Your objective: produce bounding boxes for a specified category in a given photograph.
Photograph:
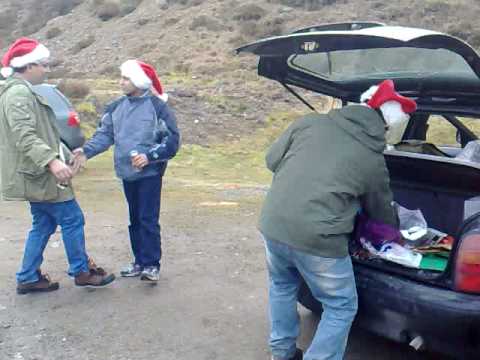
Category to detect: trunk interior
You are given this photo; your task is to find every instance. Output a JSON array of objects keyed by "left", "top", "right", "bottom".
[{"left": 351, "top": 151, "right": 480, "bottom": 286}]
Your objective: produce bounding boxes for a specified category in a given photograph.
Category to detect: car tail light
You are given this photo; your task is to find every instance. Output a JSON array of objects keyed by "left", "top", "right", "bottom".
[
  {"left": 455, "top": 233, "right": 480, "bottom": 294},
  {"left": 67, "top": 111, "right": 80, "bottom": 127}
]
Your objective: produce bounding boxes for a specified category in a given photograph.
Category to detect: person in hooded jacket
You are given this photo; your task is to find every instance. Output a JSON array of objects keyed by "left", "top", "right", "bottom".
[
  {"left": 72, "top": 60, "right": 180, "bottom": 283},
  {"left": 260, "top": 80, "right": 417, "bottom": 360}
]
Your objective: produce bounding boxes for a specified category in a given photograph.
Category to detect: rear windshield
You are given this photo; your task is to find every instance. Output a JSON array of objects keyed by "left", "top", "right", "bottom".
[
  {"left": 428, "top": 116, "right": 480, "bottom": 147},
  {"left": 288, "top": 47, "right": 477, "bottom": 81}
]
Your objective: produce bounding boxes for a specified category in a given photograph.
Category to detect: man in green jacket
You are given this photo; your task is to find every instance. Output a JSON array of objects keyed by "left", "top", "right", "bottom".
[
  {"left": 0, "top": 38, "right": 115, "bottom": 294},
  {"left": 260, "top": 80, "right": 416, "bottom": 360}
]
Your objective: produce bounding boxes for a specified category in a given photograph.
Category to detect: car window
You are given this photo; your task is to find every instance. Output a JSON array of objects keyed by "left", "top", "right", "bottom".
[
  {"left": 289, "top": 47, "right": 475, "bottom": 81},
  {"left": 426, "top": 115, "right": 480, "bottom": 147}
]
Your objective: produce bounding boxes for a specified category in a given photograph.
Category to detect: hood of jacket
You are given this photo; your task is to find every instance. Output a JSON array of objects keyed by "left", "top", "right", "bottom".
[{"left": 329, "top": 105, "right": 387, "bottom": 153}]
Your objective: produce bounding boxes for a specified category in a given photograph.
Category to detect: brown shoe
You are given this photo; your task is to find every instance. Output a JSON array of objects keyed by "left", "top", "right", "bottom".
[
  {"left": 74, "top": 270, "right": 115, "bottom": 288},
  {"left": 87, "top": 257, "right": 107, "bottom": 276},
  {"left": 17, "top": 272, "right": 59, "bottom": 295}
]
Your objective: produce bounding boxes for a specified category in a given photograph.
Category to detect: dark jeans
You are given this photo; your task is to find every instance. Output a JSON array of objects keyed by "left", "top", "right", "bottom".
[{"left": 123, "top": 175, "right": 162, "bottom": 268}]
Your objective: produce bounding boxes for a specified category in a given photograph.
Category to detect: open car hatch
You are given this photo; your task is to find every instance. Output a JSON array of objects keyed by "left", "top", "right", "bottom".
[{"left": 236, "top": 23, "right": 480, "bottom": 111}]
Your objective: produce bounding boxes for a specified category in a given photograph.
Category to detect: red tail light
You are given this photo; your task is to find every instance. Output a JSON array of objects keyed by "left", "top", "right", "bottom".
[
  {"left": 455, "top": 233, "right": 480, "bottom": 294},
  {"left": 67, "top": 111, "right": 80, "bottom": 127}
]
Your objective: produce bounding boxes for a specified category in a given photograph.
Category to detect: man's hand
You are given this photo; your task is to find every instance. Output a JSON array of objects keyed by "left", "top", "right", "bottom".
[
  {"left": 71, "top": 148, "right": 87, "bottom": 174},
  {"left": 48, "top": 158, "right": 73, "bottom": 183},
  {"left": 132, "top": 153, "right": 149, "bottom": 169}
]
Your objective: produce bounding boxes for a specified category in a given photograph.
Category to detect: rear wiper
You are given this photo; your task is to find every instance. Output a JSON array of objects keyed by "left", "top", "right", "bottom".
[{"left": 281, "top": 82, "right": 317, "bottom": 112}]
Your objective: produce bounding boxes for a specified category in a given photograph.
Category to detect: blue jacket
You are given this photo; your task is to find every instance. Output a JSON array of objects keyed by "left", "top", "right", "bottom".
[{"left": 83, "top": 91, "right": 180, "bottom": 181}]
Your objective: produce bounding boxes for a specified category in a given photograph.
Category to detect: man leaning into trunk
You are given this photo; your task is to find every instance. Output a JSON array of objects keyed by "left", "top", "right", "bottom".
[{"left": 259, "top": 80, "right": 417, "bottom": 360}]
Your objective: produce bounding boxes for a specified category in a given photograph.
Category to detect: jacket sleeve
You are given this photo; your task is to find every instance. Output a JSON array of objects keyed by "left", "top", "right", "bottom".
[
  {"left": 265, "top": 122, "right": 297, "bottom": 172},
  {"left": 360, "top": 160, "right": 398, "bottom": 227},
  {"left": 5, "top": 88, "right": 57, "bottom": 169},
  {"left": 83, "top": 111, "right": 115, "bottom": 159},
  {"left": 146, "top": 101, "right": 180, "bottom": 162}
]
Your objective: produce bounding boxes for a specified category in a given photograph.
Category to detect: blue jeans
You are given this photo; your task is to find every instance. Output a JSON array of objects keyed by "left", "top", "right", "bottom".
[
  {"left": 16, "top": 200, "right": 89, "bottom": 284},
  {"left": 264, "top": 237, "right": 358, "bottom": 360},
  {"left": 123, "top": 175, "right": 162, "bottom": 268}
]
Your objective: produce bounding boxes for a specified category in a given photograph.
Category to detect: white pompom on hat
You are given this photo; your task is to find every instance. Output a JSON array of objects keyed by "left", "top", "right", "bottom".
[
  {"left": 1, "top": 37, "right": 50, "bottom": 78},
  {"left": 120, "top": 60, "right": 168, "bottom": 102}
]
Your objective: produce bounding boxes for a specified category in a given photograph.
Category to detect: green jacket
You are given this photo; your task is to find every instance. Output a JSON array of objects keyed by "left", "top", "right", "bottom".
[
  {"left": 0, "top": 77, "right": 74, "bottom": 202},
  {"left": 259, "top": 105, "right": 397, "bottom": 258}
]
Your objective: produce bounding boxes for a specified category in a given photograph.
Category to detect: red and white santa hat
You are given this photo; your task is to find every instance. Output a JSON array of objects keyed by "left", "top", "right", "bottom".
[
  {"left": 1, "top": 37, "right": 50, "bottom": 78},
  {"left": 360, "top": 79, "right": 417, "bottom": 114},
  {"left": 120, "top": 60, "right": 168, "bottom": 102}
]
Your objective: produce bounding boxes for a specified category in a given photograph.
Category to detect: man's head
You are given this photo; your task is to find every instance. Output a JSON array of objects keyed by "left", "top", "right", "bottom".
[
  {"left": 360, "top": 80, "right": 417, "bottom": 145},
  {"left": 119, "top": 60, "right": 168, "bottom": 101},
  {"left": 1, "top": 38, "right": 50, "bottom": 85}
]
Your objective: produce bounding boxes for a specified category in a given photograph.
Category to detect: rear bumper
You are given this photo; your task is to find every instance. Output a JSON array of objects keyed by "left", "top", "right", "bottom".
[
  {"left": 353, "top": 265, "right": 480, "bottom": 359},
  {"left": 298, "top": 265, "right": 480, "bottom": 358}
]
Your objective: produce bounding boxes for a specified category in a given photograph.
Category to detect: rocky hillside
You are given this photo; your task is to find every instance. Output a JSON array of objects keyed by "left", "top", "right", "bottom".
[{"left": 1, "top": 0, "right": 479, "bottom": 144}]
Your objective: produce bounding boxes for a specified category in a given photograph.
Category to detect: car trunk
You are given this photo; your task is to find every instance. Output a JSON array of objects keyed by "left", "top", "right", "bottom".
[{"left": 351, "top": 150, "right": 480, "bottom": 288}]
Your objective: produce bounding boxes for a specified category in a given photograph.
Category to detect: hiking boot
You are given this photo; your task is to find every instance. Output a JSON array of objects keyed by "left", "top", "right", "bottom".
[
  {"left": 88, "top": 257, "right": 107, "bottom": 276},
  {"left": 120, "top": 263, "right": 143, "bottom": 277},
  {"left": 17, "top": 272, "right": 59, "bottom": 295},
  {"left": 74, "top": 270, "right": 115, "bottom": 288},
  {"left": 140, "top": 266, "right": 159, "bottom": 282}
]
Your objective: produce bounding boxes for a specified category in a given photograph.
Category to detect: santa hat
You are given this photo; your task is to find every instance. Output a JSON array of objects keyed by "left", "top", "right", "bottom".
[
  {"left": 1, "top": 38, "right": 50, "bottom": 78},
  {"left": 360, "top": 80, "right": 417, "bottom": 114},
  {"left": 120, "top": 60, "right": 168, "bottom": 102}
]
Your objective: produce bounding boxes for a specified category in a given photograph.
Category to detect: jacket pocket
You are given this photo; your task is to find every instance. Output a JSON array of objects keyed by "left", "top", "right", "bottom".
[
  {"left": 18, "top": 157, "right": 47, "bottom": 177},
  {"left": 21, "top": 171, "right": 58, "bottom": 202}
]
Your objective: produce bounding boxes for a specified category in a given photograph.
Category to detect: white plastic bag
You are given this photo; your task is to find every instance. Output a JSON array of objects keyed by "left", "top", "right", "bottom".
[
  {"left": 360, "top": 238, "right": 422, "bottom": 268},
  {"left": 394, "top": 203, "right": 428, "bottom": 244},
  {"left": 456, "top": 140, "right": 480, "bottom": 163}
]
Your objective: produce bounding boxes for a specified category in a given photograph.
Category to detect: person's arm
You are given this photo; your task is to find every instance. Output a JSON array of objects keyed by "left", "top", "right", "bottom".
[
  {"left": 6, "top": 89, "right": 58, "bottom": 169},
  {"left": 82, "top": 110, "right": 115, "bottom": 159},
  {"left": 266, "top": 122, "right": 298, "bottom": 172},
  {"left": 360, "top": 160, "right": 398, "bottom": 226},
  {"left": 6, "top": 88, "right": 72, "bottom": 182},
  {"left": 146, "top": 101, "right": 180, "bottom": 162}
]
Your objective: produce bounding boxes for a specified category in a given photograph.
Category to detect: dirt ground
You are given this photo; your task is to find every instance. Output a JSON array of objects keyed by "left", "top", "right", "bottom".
[{"left": 0, "top": 158, "right": 452, "bottom": 360}]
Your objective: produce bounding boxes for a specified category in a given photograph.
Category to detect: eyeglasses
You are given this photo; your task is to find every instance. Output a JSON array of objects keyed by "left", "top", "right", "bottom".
[{"left": 33, "top": 60, "right": 50, "bottom": 68}]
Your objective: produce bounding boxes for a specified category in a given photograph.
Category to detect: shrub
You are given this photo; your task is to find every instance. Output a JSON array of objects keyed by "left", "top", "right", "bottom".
[
  {"left": 57, "top": 80, "right": 90, "bottom": 99},
  {"left": 99, "top": 64, "right": 119, "bottom": 76},
  {"left": 267, "top": 0, "right": 339, "bottom": 10},
  {"left": 47, "top": 68, "right": 71, "bottom": 79},
  {"left": 232, "top": 4, "right": 267, "bottom": 22},
  {"left": 71, "top": 35, "right": 95, "bottom": 53},
  {"left": 190, "top": 15, "right": 223, "bottom": 31},
  {"left": 239, "top": 20, "right": 284, "bottom": 39},
  {"left": 137, "top": 17, "right": 150, "bottom": 26},
  {"left": 96, "top": 1, "right": 121, "bottom": 21},
  {"left": 46, "top": 27, "right": 62, "bottom": 39}
]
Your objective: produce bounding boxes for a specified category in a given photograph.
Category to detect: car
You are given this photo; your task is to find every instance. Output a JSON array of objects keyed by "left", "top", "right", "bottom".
[
  {"left": 32, "top": 83, "right": 85, "bottom": 151},
  {"left": 236, "top": 22, "right": 480, "bottom": 359}
]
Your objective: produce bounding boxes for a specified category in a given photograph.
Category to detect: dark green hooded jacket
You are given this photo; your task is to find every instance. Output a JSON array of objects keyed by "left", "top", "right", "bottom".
[{"left": 259, "top": 105, "right": 397, "bottom": 258}]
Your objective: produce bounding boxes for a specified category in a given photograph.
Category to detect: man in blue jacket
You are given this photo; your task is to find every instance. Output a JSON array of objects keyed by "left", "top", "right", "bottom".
[{"left": 73, "top": 60, "right": 180, "bottom": 282}]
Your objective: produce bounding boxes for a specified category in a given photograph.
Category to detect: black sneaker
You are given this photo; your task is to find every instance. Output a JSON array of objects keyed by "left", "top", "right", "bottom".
[
  {"left": 140, "top": 266, "right": 160, "bottom": 282},
  {"left": 272, "top": 348, "right": 303, "bottom": 360},
  {"left": 291, "top": 349, "right": 303, "bottom": 360},
  {"left": 120, "top": 263, "right": 143, "bottom": 277}
]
